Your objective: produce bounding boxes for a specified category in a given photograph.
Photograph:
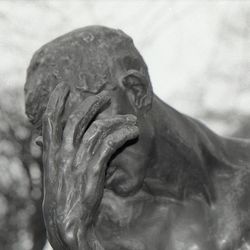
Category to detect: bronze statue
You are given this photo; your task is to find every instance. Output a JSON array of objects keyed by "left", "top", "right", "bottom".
[{"left": 24, "top": 26, "right": 250, "bottom": 250}]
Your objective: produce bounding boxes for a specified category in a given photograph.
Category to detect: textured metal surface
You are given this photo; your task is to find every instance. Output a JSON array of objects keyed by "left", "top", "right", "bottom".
[{"left": 25, "top": 26, "right": 250, "bottom": 250}]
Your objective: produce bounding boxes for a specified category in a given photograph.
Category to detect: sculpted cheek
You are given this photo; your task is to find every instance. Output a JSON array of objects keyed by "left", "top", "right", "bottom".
[
  {"left": 104, "top": 143, "right": 147, "bottom": 196},
  {"left": 106, "top": 167, "right": 144, "bottom": 197}
]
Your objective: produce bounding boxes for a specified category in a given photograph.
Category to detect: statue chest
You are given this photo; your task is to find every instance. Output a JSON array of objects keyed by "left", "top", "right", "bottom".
[
  {"left": 96, "top": 189, "right": 176, "bottom": 249},
  {"left": 95, "top": 176, "right": 250, "bottom": 250},
  {"left": 95, "top": 190, "right": 208, "bottom": 249}
]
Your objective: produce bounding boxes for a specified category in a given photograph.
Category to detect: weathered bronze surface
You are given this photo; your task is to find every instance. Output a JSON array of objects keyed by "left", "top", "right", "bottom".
[{"left": 24, "top": 26, "right": 250, "bottom": 250}]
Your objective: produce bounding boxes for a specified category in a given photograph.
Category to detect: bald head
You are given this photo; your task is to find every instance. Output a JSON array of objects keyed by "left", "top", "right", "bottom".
[{"left": 24, "top": 26, "right": 152, "bottom": 130}]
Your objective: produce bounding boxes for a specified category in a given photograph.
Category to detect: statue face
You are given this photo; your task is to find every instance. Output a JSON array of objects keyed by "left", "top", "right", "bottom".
[
  {"left": 58, "top": 75, "right": 155, "bottom": 196},
  {"left": 26, "top": 27, "right": 155, "bottom": 197},
  {"left": 30, "top": 55, "right": 155, "bottom": 197}
]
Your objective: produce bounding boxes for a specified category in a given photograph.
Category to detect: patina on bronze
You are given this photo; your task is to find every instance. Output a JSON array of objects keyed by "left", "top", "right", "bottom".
[{"left": 24, "top": 26, "right": 250, "bottom": 250}]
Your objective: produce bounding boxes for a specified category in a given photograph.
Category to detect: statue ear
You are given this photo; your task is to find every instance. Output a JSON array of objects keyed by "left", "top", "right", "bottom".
[{"left": 122, "top": 70, "right": 152, "bottom": 111}]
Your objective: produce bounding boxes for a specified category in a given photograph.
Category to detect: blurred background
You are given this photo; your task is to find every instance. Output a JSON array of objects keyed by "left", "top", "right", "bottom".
[{"left": 0, "top": 1, "right": 249, "bottom": 249}]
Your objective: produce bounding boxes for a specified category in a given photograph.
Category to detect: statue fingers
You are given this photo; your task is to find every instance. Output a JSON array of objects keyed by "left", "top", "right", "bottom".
[
  {"left": 97, "top": 124, "right": 139, "bottom": 167},
  {"left": 61, "top": 93, "right": 110, "bottom": 152},
  {"left": 42, "top": 82, "right": 69, "bottom": 152},
  {"left": 42, "top": 83, "right": 70, "bottom": 244},
  {"left": 73, "top": 114, "right": 137, "bottom": 168},
  {"left": 76, "top": 124, "right": 139, "bottom": 213},
  {"left": 42, "top": 83, "right": 69, "bottom": 194}
]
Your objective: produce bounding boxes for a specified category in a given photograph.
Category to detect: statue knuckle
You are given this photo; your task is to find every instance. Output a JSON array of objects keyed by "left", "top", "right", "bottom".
[
  {"left": 94, "top": 94, "right": 102, "bottom": 103},
  {"left": 125, "top": 114, "right": 137, "bottom": 122},
  {"left": 92, "top": 120, "right": 105, "bottom": 132},
  {"left": 61, "top": 157, "right": 71, "bottom": 167},
  {"left": 93, "top": 119, "right": 105, "bottom": 128},
  {"left": 105, "top": 138, "right": 115, "bottom": 149},
  {"left": 90, "top": 166, "right": 100, "bottom": 177},
  {"left": 62, "top": 141, "right": 75, "bottom": 153},
  {"left": 68, "top": 113, "right": 81, "bottom": 125},
  {"left": 55, "top": 215, "right": 64, "bottom": 229}
]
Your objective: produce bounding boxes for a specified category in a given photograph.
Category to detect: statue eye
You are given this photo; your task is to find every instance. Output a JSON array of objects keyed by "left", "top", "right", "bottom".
[{"left": 35, "top": 136, "right": 43, "bottom": 147}]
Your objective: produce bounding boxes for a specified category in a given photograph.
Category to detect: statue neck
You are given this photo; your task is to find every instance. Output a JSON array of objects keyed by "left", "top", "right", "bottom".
[
  {"left": 146, "top": 94, "right": 250, "bottom": 204},
  {"left": 145, "top": 95, "right": 215, "bottom": 203},
  {"left": 150, "top": 95, "right": 205, "bottom": 165}
]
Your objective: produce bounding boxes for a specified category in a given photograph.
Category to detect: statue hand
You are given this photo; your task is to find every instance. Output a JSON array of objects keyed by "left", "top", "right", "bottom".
[{"left": 42, "top": 83, "right": 139, "bottom": 250}]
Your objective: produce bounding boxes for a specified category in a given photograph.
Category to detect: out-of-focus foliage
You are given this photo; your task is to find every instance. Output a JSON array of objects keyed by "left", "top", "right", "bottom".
[{"left": 0, "top": 88, "right": 46, "bottom": 250}]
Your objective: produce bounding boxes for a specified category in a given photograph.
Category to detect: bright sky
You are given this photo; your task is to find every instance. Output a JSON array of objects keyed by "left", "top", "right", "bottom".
[{"left": 0, "top": 1, "right": 237, "bottom": 95}]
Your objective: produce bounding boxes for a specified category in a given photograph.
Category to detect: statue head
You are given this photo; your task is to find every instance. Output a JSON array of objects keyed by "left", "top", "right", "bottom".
[{"left": 24, "top": 25, "right": 155, "bottom": 196}]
